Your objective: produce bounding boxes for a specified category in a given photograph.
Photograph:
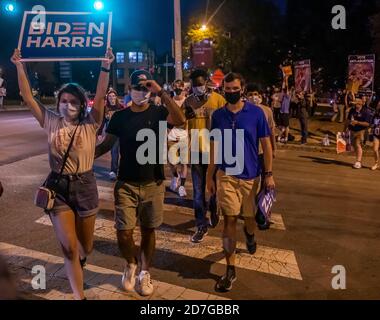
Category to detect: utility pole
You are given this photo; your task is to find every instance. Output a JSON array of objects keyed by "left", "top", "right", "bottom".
[{"left": 174, "top": 0, "right": 183, "bottom": 80}]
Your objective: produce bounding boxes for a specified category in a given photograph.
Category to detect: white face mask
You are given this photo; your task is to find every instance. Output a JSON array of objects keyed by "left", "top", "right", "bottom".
[
  {"left": 192, "top": 85, "right": 207, "bottom": 97},
  {"left": 59, "top": 103, "right": 80, "bottom": 121},
  {"left": 131, "top": 90, "right": 151, "bottom": 106},
  {"left": 252, "top": 96, "right": 263, "bottom": 105}
]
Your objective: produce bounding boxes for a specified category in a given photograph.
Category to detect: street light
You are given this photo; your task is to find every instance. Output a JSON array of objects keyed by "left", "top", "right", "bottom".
[
  {"left": 201, "top": 24, "right": 208, "bottom": 31},
  {"left": 4, "top": 2, "right": 15, "bottom": 12},
  {"left": 93, "top": 1, "right": 104, "bottom": 11}
]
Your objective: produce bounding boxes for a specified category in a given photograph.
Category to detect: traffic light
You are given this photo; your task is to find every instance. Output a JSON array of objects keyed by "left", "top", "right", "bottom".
[{"left": 93, "top": 1, "right": 104, "bottom": 11}]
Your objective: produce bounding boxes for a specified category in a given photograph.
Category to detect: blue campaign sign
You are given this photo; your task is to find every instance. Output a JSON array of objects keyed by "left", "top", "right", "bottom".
[{"left": 18, "top": 11, "right": 112, "bottom": 62}]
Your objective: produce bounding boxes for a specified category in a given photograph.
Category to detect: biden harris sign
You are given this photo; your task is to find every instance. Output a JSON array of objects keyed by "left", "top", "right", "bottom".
[{"left": 18, "top": 11, "right": 112, "bottom": 62}]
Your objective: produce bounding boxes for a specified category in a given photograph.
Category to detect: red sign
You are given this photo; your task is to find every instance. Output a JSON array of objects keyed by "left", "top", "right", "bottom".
[
  {"left": 211, "top": 69, "right": 225, "bottom": 87},
  {"left": 192, "top": 39, "right": 213, "bottom": 68}
]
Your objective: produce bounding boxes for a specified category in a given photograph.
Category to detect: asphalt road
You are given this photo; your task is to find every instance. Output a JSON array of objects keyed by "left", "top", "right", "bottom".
[{"left": 0, "top": 111, "right": 379, "bottom": 300}]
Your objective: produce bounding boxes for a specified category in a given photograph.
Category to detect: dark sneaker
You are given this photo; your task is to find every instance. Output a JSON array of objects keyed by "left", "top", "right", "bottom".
[
  {"left": 243, "top": 227, "right": 257, "bottom": 255},
  {"left": 191, "top": 227, "right": 208, "bottom": 243},
  {"left": 257, "top": 222, "right": 271, "bottom": 231},
  {"left": 215, "top": 272, "right": 237, "bottom": 293}
]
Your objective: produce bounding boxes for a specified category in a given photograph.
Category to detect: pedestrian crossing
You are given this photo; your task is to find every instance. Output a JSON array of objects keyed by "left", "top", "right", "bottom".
[
  {"left": 0, "top": 153, "right": 302, "bottom": 300},
  {"left": 0, "top": 242, "right": 228, "bottom": 301}
]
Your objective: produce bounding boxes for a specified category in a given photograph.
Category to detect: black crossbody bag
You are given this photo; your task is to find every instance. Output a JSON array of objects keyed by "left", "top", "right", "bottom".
[{"left": 34, "top": 124, "right": 80, "bottom": 210}]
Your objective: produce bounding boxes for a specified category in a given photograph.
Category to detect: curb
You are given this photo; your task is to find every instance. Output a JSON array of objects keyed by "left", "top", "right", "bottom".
[
  {"left": 277, "top": 143, "right": 374, "bottom": 156},
  {"left": 0, "top": 107, "right": 30, "bottom": 112}
]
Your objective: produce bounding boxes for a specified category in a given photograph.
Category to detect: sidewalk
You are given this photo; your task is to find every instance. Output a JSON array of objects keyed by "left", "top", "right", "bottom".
[
  {"left": 0, "top": 105, "right": 30, "bottom": 112},
  {"left": 277, "top": 117, "right": 374, "bottom": 156}
]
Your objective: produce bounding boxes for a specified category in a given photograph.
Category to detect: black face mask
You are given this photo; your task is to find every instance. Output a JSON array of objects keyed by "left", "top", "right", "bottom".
[
  {"left": 174, "top": 88, "right": 183, "bottom": 96},
  {"left": 225, "top": 91, "right": 242, "bottom": 104}
]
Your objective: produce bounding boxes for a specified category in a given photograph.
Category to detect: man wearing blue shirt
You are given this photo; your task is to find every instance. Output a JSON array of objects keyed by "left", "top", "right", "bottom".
[{"left": 206, "top": 73, "right": 275, "bottom": 292}]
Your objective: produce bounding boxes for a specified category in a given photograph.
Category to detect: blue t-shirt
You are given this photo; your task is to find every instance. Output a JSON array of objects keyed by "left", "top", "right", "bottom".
[{"left": 211, "top": 102, "right": 270, "bottom": 180}]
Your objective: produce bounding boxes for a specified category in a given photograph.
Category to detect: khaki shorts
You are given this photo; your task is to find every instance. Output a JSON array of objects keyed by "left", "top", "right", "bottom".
[
  {"left": 351, "top": 130, "right": 365, "bottom": 144},
  {"left": 216, "top": 170, "right": 260, "bottom": 218},
  {"left": 167, "top": 139, "right": 189, "bottom": 166},
  {"left": 114, "top": 180, "right": 165, "bottom": 231}
]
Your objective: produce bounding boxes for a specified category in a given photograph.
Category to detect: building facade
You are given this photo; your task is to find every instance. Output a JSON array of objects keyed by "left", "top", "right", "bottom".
[{"left": 112, "top": 40, "right": 155, "bottom": 94}]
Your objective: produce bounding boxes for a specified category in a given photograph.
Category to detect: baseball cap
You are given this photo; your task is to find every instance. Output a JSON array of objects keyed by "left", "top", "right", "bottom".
[{"left": 130, "top": 70, "right": 153, "bottom": 89}]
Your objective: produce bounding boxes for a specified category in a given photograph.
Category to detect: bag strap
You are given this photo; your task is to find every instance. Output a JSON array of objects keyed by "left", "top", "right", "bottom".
[{"left": 57, "top": 124, "right": 80, "bottom": 181}]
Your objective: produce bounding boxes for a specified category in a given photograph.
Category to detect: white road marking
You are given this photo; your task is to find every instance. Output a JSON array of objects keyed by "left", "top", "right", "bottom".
[
  {"left": 0, "top": 242, "right": 228, "bottom": 301},
  {"left": 36, "top": 215, "right": 302, "bottom": 281}
]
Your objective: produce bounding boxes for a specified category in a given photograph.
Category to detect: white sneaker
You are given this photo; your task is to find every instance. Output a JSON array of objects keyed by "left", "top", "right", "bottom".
[
  {"left": 121, "top": 263, "right": 137, "bottom": 292},
  {"left": 178, "top": 186, "right": 187, "bottom": 197},
  {"left": 169, "top": 177, "right": 179, "bottom": 192},
  {"left": 137, "top": 271, "right": 154, "bottom": 296},
  {"left": 371, "top": 163, "right": 379, "bottom": 171},
  {"left": 353, "top": 162, "right": 362, "bottom": 169},
  {"left": 109, "top": 171, "right": 117, "bottom": 180}
]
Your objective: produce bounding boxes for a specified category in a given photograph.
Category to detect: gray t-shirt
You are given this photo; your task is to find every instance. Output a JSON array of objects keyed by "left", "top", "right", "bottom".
[{"left": 43, "top": 109, "right": 99, "bottom": 174}]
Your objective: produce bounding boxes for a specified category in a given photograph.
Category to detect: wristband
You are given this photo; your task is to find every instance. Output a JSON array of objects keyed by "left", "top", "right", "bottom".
[
  {"left": 264, "top": 171, "right": 273, "bottom": 178},
  {"left": 101, "top": 67, "right": 111, "bottom": 73}
]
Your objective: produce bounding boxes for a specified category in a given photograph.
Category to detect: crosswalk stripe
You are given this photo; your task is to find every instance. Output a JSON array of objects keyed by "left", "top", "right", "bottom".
[
  {"left": 0, "top": 242, "right": 228, "bottom": 301},
  {"left": 35, "top": 215, "right": 302, "bottom": 281},
  {"left": 97, "top": 186, "right": 286, "bottom": 231}
]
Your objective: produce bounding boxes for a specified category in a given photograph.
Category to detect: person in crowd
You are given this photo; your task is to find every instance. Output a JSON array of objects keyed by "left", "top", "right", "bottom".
[
  {"left": 168, "top": 80, "right": 189, "bottom": 197},
  {"left": 11, "top": 47, "right": 114, "bottom": 300},
  {"left": 0, "top": 72, "right": 6, "bottom": 109},
  {"left": 98, "top": 89, "right": 124, "bottom": 180},
  {"left": 345, "top": 97, "right": 372, "bottom": 169},
  {"left": 371, "top": 100, "right": 380, "bottom": 171},
  {"left": 278, "top": 77, "right": 291, "bottom": 143},
  {"left": 184, "top": 69, "right": 226, "bottom": 243},
  {"left": 290, "top": 86, "right": 299, "bottom": 118},
  {"left": 345, "top": 90, "right": 355, "bottom": 120},
  {"left": 95, "top": 70, "right": 186, "bottom": 297},
  {"left": 207, "top": 73, "right": 275, "bottom": 292},
  {"left": 308, "top": 90, "right": 317, "bottom": 117},
  {"left": 123, "top": 89, "right": 132, "bottom": 108},
  {"left": 331, "top": 89, "right": 346, "bottom": 123},
  {"left": 246, "top": 87, "right": 277, "bottom": 229},
  {"left": 297, "top": 91, "right": 309, "bottom": 144},
  {"left": 271, "top": 87, "right": 281, "bottom": 125}
]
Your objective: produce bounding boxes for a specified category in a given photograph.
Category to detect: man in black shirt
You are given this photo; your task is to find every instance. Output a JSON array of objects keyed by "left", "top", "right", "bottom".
[{"left": 95, "top": 70, "right": 185, "bottom": 296}]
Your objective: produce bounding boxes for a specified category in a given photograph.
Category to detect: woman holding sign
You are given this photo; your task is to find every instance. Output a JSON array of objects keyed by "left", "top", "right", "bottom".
[{"left": 11, "top": 47, "right": 114, "bottom": 300}]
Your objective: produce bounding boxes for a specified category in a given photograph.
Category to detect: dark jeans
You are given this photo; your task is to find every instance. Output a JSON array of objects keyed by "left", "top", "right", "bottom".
[
  {"left": 299, "top": 108, "right": 309, "bottom": 143},
  {"left": 191, "top": 163, "right": 217, "bottom": 228},
  {"left": 273, "top": 108, "right": 281, "bottom": 126},
  {"left": 111, "top": 139, "right": 120, "bottom": 174}
]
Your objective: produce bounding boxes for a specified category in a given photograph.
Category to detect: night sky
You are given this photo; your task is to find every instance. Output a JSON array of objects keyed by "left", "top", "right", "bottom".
[
  {"left": 0, "top": 0, "right": 285, "bottom": 58},
  {"left": 0, "top": 0, "right": 218, "bottom": 58}
]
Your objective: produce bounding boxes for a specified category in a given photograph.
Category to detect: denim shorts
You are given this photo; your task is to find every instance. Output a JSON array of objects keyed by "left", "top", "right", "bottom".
[{"left": 45, "top": 170, "right": 99, "bottom": 218}]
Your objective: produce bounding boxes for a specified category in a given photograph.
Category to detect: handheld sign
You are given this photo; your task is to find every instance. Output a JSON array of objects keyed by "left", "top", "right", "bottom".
[
  {"left": 258, "top": 190, "right": 276, "bottom": 221},
  {"left": 18, "top": 11, "right": 112, "bottom": 62}
]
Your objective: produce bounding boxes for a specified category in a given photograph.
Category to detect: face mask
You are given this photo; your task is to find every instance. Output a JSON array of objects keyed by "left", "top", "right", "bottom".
[
  {"left": 250, "top": 95, "right": 262, "bottom": 105},
  {"left": 225, "top": 91, "right": 242, "bottom": 105},
  {"left": 131, "top": 90, "right": 151, "bottom": 106},
  {"left": 174, "top": 88, "right": 183, "bottom": 96},
  {"left": 192, "top": 85, "right": 207, "bottom": 96},
  {"left": 59, "top": 103, "right": 80, "bottom": 121}
]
